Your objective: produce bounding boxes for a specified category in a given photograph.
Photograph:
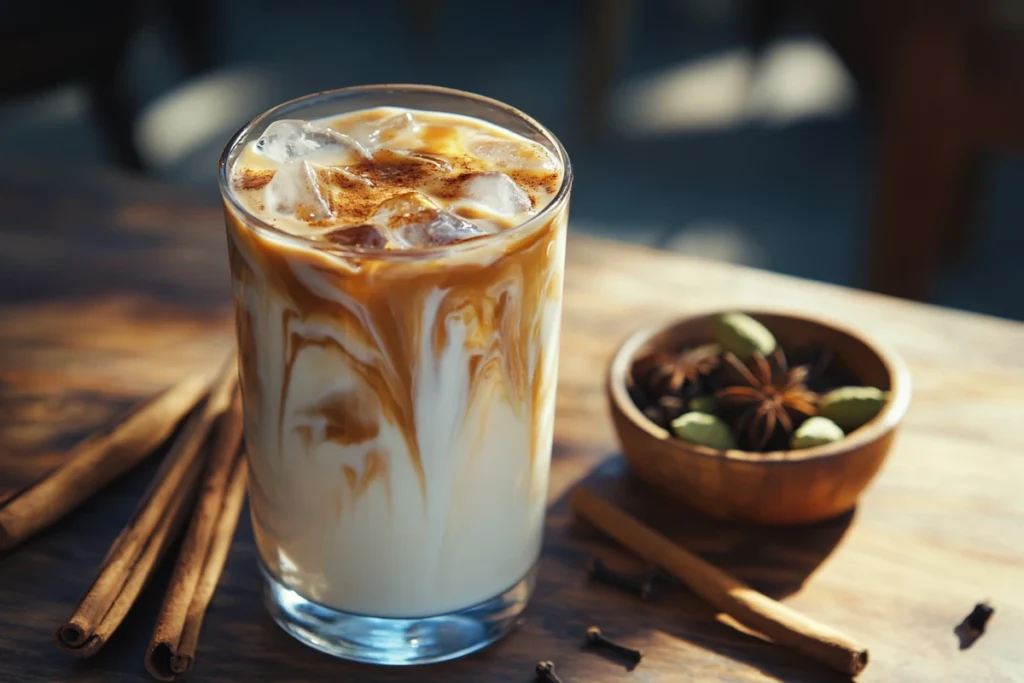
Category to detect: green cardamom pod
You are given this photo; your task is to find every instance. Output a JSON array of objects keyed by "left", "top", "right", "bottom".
[
  {"left": 712, "top": 312, "right": 777, "bottom": 360},
  {"left": 791, "top": 416, "right": 845, "bottom": 449},
  {"left": 671, "top": 412, "right": 736, "bottom": 450},
  {"left": 818, "top": 386, "right": 886, "bottom": 432},
  {"left": 688, "top": 395, "right": 717, "bottom": 414}
]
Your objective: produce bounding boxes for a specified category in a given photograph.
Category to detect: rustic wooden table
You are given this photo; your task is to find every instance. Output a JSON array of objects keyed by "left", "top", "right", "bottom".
[{"left": 1, "top": 169, "right": 1022, "bottom": 682}]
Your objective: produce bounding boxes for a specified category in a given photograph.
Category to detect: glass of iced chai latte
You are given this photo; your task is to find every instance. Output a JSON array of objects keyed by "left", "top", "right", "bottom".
[{"left": 219, "top": 85, "right": 571, "bottom": 664}]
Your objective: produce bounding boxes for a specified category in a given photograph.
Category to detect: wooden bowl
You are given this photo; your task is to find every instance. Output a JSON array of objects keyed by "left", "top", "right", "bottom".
[{"left": 607, "top": 310, "right": 912, "bottom": 525}]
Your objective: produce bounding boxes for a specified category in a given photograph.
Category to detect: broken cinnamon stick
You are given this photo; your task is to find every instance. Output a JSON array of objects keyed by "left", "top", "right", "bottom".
[
  {"left": 0, "top": 375, "right": 209, "bottom": 552},
  {"left": 570, "top": 486, "right": 868, "bottom": 677},
  {"left": 54, "top": 352, "right": 238, "bottom": 657},
  {"left": 146, "top": 393, "right": 247, "bottom": 681}
]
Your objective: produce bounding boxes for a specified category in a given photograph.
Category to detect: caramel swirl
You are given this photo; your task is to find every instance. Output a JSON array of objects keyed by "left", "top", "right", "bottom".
[{"left": 228, "top": 203, "right": 564, "bottom": 503}]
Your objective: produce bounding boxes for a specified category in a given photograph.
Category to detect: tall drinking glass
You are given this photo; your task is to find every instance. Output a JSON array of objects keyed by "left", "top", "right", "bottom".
[{"left": 218, "top": 85, "right": 571, "bottom": 664}]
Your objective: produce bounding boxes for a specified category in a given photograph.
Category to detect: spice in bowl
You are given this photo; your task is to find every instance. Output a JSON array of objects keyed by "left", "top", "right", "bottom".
[{"left": 627, "top": 312, "right": 888, "bottom": 453}]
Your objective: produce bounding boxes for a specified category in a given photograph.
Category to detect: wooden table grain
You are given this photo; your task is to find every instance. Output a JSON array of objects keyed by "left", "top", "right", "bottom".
[{"left": 1, "top": 168, "right": 1022, "bottom": 682}]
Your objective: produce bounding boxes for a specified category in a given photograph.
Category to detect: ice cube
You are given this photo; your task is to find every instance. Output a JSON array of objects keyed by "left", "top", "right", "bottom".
[
  {"left": 460, "top": 172, "right": 532, "bottom": 217},
  {"left": 320, "top": 224, "right": 389, "bottom": 249},
  {"left": 370, "top": 192, "right": 440, "bottom": 229},
  {"left": 371, "top": 193, "right": 486, "bottom": 247},
  {"left": 265, "top": 160, "right": 332, "bottom": 222},
  {"left": 369, "top": 112, "right": 418, "bottom": 145},
  {"left": 469, "top": 136, "right": 559, "bottom": 172},
  {"left": 394, "top": 212, "right": 487, "bottom": 247},
  {"left": 255, "top": 119, "right": 369, "bottom": 164},
  {"left": 394, "top": 150, "right": 453, "bottom": 172},
  {"left": 349, "top": 112, "right": 419, "bottom": 150}
]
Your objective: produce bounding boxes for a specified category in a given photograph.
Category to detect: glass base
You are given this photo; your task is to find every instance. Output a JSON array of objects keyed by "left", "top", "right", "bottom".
[{"left": 260, "top": 563, "right": 536, "bottom": 665}]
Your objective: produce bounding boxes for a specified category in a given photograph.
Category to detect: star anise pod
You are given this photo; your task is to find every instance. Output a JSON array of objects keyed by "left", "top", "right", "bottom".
[
  {"left": 629, "top": 344, "right": 721, "bottom": 427},
  {"left": 632, "top": 345, "right": 720, "bottom": 396},
  {"left": 714, "top": 349, "right": 818, "bottom": 451}
]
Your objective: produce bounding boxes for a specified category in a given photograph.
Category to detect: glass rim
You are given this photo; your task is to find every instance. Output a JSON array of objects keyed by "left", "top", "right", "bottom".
[{"left": 217, "top": 83, "right": 573, "bottom": 259}]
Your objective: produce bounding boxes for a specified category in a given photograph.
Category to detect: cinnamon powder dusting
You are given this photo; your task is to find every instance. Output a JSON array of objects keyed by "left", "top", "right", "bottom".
[{"left": 236, "top": 169, "right": 275, "bottom": 190}]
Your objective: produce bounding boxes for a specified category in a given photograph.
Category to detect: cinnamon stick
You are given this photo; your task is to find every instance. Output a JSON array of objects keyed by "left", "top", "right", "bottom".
[
  {"left": 0, "top": 375, "right": 209, "bottom": 551},
  {"left": 55, "top": 352, "right": 238, "bottom": 657},
  {"left": 570, "top": 487, "right": 868, "bottom": 677},
  {"left": 146, "top": 393, "right": 247, "bottom": 681}
]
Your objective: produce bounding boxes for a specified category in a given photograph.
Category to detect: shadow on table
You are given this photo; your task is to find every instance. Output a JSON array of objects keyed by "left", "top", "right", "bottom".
[
  {"left": 659, "top": 608, "right": 857, "bottom": 683},
  {"left": 562, "top": 456, "right": 854, "bottom": 599},
  {"left": 543, "top": 455, "right": 857, "bottom": 682}
]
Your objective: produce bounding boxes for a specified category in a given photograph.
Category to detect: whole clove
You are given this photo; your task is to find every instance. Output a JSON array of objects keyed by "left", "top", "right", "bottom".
[
  {"left": 966, "top": 602, "right": 994, "bottom": 631},
  {"left": 535, "top": 660, "right": 564, "bottom": 683},
  {"left": 955, "top": 601, "right": 994, "bottom": 650},
  {"left": 585, "top": 626, "right": 643, "bottom": 665},
  {"left": 587, "top": 557, "right": 656, "bottom": 600}
]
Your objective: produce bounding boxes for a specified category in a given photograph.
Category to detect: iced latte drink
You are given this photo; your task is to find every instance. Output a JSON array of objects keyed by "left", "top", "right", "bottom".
[{"left": 218, "top": 86, "right": 570, "bottom": 664}]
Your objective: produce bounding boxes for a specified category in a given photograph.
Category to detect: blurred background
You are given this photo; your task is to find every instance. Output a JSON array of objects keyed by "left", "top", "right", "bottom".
[{"left": 2, "top": 0, "right": 1022, "bottom": 319}]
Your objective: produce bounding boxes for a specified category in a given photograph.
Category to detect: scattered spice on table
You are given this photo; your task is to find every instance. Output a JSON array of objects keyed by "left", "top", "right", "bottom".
[
  {"left": 586, "top": 557, "right": 657, "bottom": 600},
  {"left": 955, "top": 601, "right": 995, "bottom": 650},
  {"left": 585, "top": 625, "right": 643, "bottom": 666},
  {"left": 535, "top": 660, "right": 565, "bottom": 683},
  {"left": 571, "top": 486, "right": 870, "bottom": 677}
]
